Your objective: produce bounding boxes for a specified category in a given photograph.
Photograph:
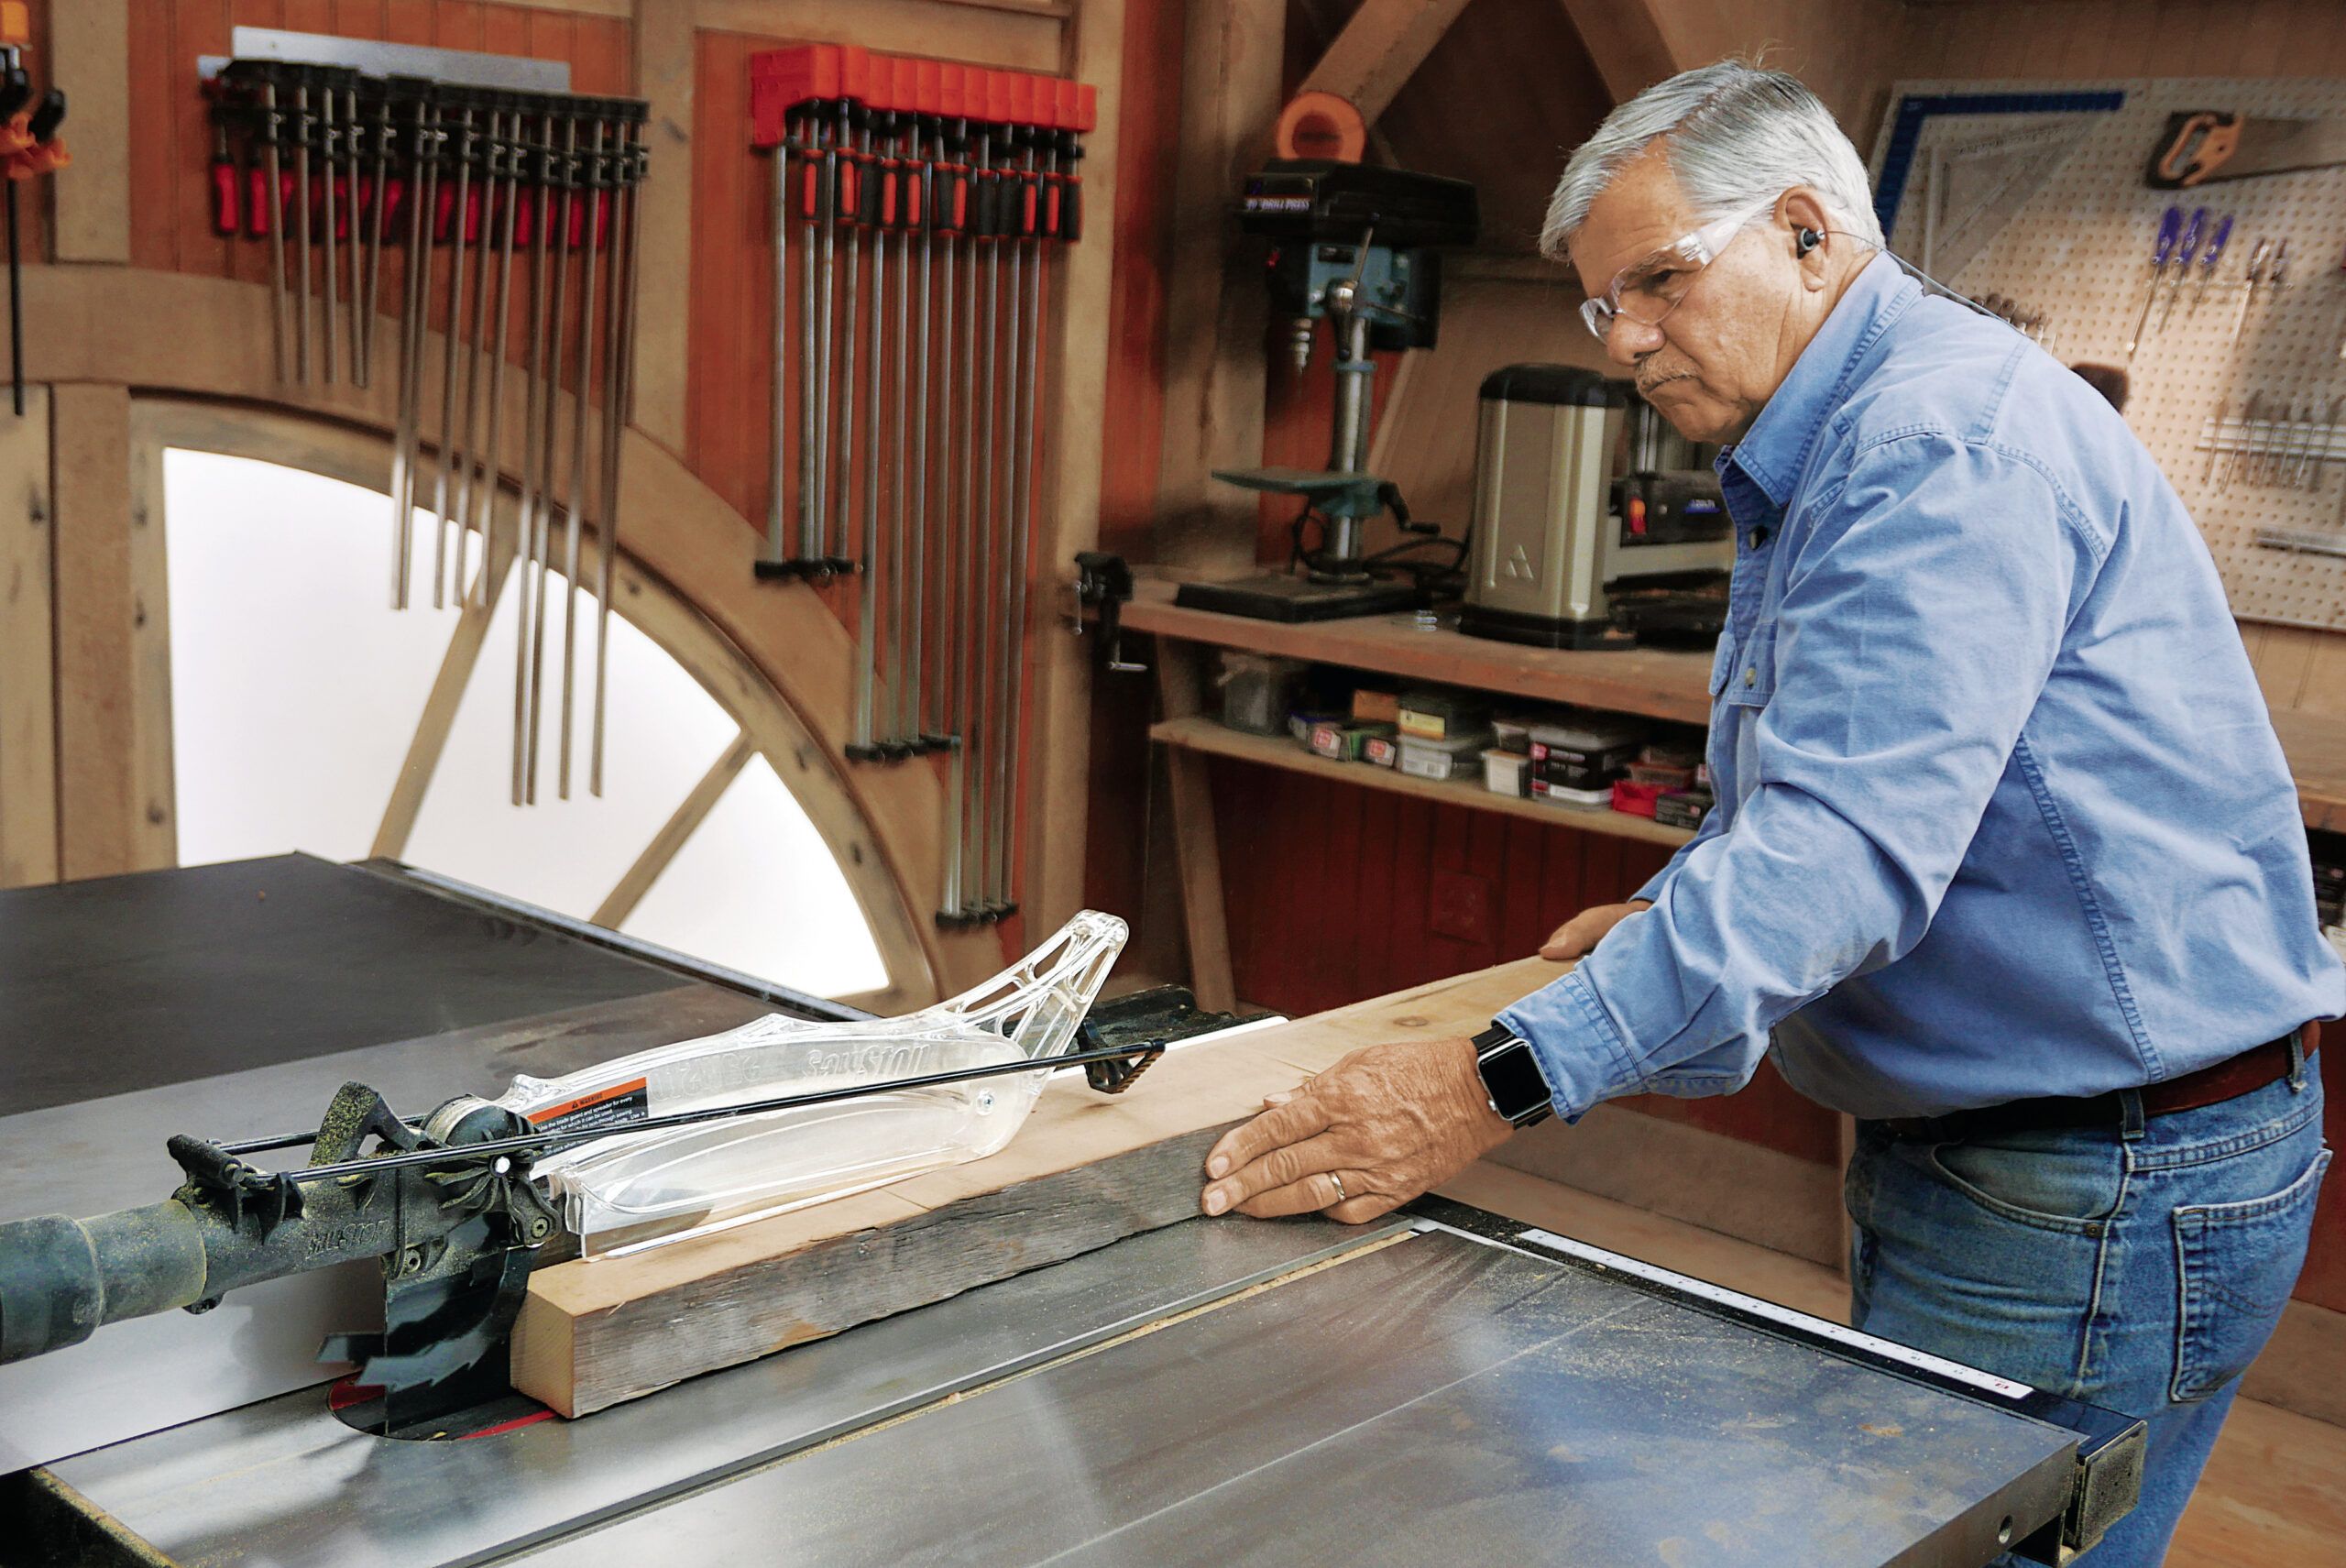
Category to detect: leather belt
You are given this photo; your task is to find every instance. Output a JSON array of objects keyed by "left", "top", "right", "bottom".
[{"left": 1876, "top": 1020, "right": 2322, "bottom": 1143}]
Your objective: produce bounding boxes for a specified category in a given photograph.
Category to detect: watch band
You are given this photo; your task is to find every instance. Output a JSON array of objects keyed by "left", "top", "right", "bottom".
[{"left": 1472, "top": 1021, "right": 1553, "bottom": 1127}]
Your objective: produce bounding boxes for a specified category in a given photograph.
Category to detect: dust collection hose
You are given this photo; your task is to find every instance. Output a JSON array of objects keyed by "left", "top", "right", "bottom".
[{"left": 0, "top": 1202, "right": 210, "bottom": 1365}]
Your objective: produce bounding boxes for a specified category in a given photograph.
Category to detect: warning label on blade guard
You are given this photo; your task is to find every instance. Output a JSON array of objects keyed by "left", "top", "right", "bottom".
[{"left": 526, "top": 1078, "right": 652, "bottom": 1134}]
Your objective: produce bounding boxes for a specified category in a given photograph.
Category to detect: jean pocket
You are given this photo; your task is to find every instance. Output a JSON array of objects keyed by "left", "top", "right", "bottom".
[
  {"left": 2171, "top": 1146, "right": 2332, "bottom": 1403},
  {"left": 1925, "top": 1135, "right": 2126, "bottom": 1236}
]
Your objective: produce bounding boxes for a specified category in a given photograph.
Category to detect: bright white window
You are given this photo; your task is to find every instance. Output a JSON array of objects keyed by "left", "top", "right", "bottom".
[{"left": 163, "top": 449, "right": 886, "bottom": 1000}]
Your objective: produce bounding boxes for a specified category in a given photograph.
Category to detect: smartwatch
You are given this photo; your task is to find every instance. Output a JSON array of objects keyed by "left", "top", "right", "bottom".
[{"left": 1472, "top": 1022, "right": 1553, "bottom": 1127}]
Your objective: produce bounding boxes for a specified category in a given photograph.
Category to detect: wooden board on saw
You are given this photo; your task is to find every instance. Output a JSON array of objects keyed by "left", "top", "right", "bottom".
[{"left": 510, "top": 957, "right": 1562, "bottom": 1417}]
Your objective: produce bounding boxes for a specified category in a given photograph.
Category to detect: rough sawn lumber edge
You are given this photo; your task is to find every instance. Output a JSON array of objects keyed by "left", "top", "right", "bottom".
[{"left": 510, "top": 956, "right": 1563, "bottom": 1416}]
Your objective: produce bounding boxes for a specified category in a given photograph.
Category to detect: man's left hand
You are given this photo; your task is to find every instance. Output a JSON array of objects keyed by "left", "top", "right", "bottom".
[{"left": 1199, "top": 1036, "right": 1517, "bottom": 1224}]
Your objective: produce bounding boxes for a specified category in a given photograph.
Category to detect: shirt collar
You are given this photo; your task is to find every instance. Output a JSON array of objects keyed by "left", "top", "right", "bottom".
[{"left": 1720, "top": 253, "right": 1920, "bottom": 509}]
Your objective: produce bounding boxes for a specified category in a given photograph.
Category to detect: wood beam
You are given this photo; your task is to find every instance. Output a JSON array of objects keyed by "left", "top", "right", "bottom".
[
  {"left": 125, "top": 426, "right": 177, "bottom": 872},
  {"left": 1026, "top": 0, "right": 1130, "bottom": 935},
  {"left": 629, "top": 0, "right": 695, "bottom": 455},
  {"left": 1555, "top": 0, "right": 1679, "bottom": 104},
  {"left": 511, "top": 954, "right": 1552, "bottom": 1416},
  {"left": 1154, "top": 0, "right": 1286, "bottom": 579},
  {"left": 369, "top": 548, "right": 517, "bottom": 862},
  {"left": 592, "top": 729, "right": 757, "bottom": 927},
  {"left": 0, "top": 388, "right": 55, "bottom": 887},
  {"left": 1156, "top": 643, "right": 1235, "bottom": 1014},
  {"left": 49, "top": 384, "right": 141, "bottom": 881},
  {"left": 1298, "top": 0, "right": 1474, "bottom": 125}
]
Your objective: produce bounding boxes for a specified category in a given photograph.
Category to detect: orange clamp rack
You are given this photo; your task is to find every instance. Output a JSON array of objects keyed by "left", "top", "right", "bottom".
[{"left": 748, "top": 44, "right": 1095, "bottom": 149}]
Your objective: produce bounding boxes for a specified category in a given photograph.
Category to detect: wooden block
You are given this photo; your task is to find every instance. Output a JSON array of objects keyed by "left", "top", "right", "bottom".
[{"left": 510, "top": 951, "right": 1558, "bottom": 1417}]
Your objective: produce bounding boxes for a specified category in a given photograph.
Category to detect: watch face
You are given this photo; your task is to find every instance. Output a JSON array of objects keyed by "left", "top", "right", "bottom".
[{"left": 1479, "top": 1039, "right": 1551, "bottom": 1123}]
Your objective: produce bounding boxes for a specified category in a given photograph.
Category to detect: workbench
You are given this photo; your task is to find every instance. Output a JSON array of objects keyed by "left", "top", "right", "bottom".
[
  {"left": 0, "top": 855, "right": 2142, "bottom": 1566},
  {"left": 1124, "top": 577, "right": 2346, "bottom": 1011}
]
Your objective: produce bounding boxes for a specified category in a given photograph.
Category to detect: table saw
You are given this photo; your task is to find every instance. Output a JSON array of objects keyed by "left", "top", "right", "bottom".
[{"left": 0, "top": 856, "right": 2141, "bottom": 1566}]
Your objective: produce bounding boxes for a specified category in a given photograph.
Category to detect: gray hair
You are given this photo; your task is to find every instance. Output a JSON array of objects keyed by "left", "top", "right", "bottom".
[{"left": 1540, "top": 61, "right": 1884, "bottom": 263}]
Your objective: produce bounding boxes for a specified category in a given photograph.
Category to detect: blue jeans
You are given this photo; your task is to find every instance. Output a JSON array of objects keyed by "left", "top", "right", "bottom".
[{"left": 1847, "top": 1061, "right": 2330, "bottom": 1565}]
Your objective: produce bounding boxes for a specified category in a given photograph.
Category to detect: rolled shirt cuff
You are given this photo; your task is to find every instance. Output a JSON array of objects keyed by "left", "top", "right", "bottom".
[{"left": 1496, "top": 969, "right": 1643, "bottom": 1124}]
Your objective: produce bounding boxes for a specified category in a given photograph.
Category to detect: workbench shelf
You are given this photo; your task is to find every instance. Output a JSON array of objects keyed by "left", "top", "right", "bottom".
[
  {"left": 1147, "top": 717, "right": 1697, "bottom": 850},
  {"left": 1121, "top": 581, "right": 1717, "bottom": 727}
]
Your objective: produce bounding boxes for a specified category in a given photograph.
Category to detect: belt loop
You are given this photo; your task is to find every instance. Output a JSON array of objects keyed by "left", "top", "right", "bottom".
[
  {"left": 2119, "top": 1087, "right": 2146, "bottom": 1141},
  {"left": 2287, "top": 1028, "right": 2308, "bottom": 1092}
]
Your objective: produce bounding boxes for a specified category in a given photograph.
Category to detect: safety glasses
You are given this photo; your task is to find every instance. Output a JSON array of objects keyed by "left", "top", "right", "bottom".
[{"left": 1578, "top": 207, "right": 1767, "bottom": 343}]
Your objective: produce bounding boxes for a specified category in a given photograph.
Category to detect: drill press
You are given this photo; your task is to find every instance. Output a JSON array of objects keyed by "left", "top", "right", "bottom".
[{"left": 1175, "top": 159, "right": 1478, "bottom": 623}]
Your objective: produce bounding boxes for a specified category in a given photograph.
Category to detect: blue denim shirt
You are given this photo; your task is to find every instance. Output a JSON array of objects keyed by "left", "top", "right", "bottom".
[{"left": 1500, "top": 254, "right": 2346, "bottom": 1121}]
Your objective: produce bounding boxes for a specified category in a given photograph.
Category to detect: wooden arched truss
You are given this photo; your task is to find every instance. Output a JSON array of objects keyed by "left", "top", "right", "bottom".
[
  {"left": 4, "top": 266, "right": 1031, "bottom": 1007},
  {"left": 135, "top": 396, "right": 931, "bottom": 1014}
]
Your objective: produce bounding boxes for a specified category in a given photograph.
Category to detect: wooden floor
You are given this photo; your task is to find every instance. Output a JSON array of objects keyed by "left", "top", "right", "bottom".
[{"left": 1439, "top": 1162, "right": 2346, "bottom": 1568}]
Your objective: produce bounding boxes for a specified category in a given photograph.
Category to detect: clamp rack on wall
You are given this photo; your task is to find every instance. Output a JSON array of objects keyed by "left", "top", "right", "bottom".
[
  {"left": 205, "top": 59, "right": 649, "bottom": 806},
  {"left": 749, "top": 44, "right": 1095, "bottom": 929}
]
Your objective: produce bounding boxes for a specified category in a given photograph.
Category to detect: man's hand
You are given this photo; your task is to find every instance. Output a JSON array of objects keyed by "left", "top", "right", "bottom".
[
  {"left": 1199, "top": 1036, "right": 1516, "bottom": 1225},
  {"left": 1540, "top": 899, "right": 1651, "bottom": 961}
]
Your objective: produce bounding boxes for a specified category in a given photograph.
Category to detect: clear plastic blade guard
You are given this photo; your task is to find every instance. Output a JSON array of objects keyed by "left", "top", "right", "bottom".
[{"left": 499, "top": 911, "right": 1128, "bottom": 1256}]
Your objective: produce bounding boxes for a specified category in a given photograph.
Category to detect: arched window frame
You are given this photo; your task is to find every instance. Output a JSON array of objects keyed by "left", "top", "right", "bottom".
[{"left": 129, "top": 395, "right": 935, "bottom": 1015}]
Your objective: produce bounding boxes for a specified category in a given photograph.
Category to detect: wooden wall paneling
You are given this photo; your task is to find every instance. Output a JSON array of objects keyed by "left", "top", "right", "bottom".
[
  {"left": 126, "top": 0, "right": 180, "bottom": 276},
  {"left": 333, "top": 2, "right": 391, "bottom": 36},
  {"left": 1154, "top": 0, "right": 1285, "bottom": 577},
  {"left": 682, "top": 28, "right": 762, "bottom": 526},
  {"left": 1895, "top": 0, "right": 2346, "bottom": 83},
  {"left": 2254, "top": 625, "right": 2320, "bottom": 711},
  {"left": 0, "top": 388, "right": 56, "bottom": 889},
  {"left": 1026, "top": 0, "right": 1128, "bottom": 938},
  {"left": 2294, "top": 637, "right": 2346, "bottom": 720},
  {"left": 1382, "top": 795, "right": 1433, "bottom": 981},
  {"left": 2140, "top": 1, "right": 2213, "bottom": 80},
  {"left": 629, "top": 0, "right": 692, "bottom": 454},
  {"left": 1093, "top": 0, "right": 1186, "bottom": 564},
  {"left": 480, "top": 0, "right": 532, "bottom": 59},
  {"left": 126, "top": 428, "right": 179, "bottom": 871},
  {"left": 1156, "top": 640, "right": 1237, "bottom": 1013},
  {"left": 182, "top": 0, "right": 242, "bottom": 282},
  {"left": 49, "top": 0, "right": 133, "bottom": 264},
  {"left": 695, "top": 0, "right": 1064, "bottom": 71},
  {"left": 281, "top": 0, "right": 334, "bottom": 38},
  {"left": 49, "top": 384, "right": 142, "bottom": 882},
  {"left": 1495, "top": 814, "right": 1544, "bottom": 956}
]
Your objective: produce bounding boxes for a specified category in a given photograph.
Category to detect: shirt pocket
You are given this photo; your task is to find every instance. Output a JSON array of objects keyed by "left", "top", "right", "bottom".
[
  {"left": 2170, "top": 1145, "right": 2331, "bottom": 1403},
  {"left": 1721, "top": 620, "right": 1778, "bottom": 710}
]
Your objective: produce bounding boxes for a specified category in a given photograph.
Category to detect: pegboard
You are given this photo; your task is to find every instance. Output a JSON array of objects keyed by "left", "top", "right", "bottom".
[{"left": 1871, "top": 79, "right": 2346, "bottom": 632}]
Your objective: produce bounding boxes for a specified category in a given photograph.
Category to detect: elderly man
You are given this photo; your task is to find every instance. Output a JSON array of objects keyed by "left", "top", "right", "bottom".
[{"left": 1200, "top": 61, "right": 2343, "bottom": 1563}]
